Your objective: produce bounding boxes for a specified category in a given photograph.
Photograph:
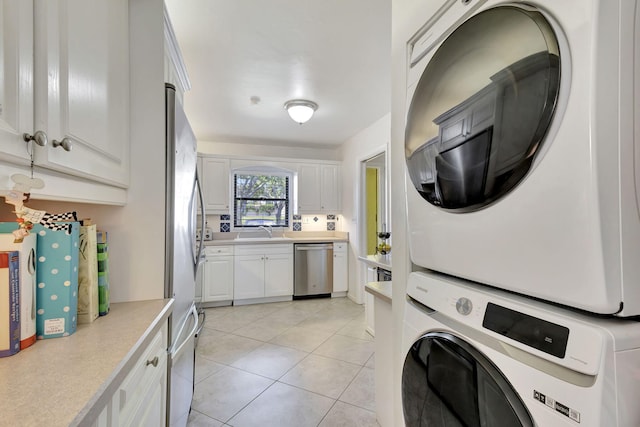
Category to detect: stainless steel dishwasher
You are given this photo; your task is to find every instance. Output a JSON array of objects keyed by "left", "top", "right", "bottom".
[{"left": 294, "top": 243, "right": 333, "bottom": 298}]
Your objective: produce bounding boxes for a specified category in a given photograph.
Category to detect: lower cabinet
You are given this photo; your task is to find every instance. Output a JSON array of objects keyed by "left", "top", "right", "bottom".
[
  {"left": 203, "top": 246, "right": 234, "bottom": 304},
  {"left": 234, "top": 244, "right": 293, "bottom": 301},
  {"left": 332, "top": 242, "right": 348, "bottom": 293},
  {"left": 93, "top": 321, "right": 168, "bottom": 426}
]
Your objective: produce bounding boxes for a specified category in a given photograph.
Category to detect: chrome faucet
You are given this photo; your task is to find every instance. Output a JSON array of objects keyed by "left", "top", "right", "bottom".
[{"left": 258, "top": 225, "right": 272, "bottom": 238}]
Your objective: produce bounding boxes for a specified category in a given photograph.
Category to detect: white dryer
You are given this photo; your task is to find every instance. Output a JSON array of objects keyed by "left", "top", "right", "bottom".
[
  {"left": 402, "top": 271, "right": 640, "bottom": 426},
  {"left": 403, "top": 0, "right": 640, "bottom": 315}
]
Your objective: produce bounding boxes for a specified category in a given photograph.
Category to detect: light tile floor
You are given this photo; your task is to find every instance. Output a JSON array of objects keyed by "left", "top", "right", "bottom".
[{"left": 187, "top": 297, "right": 380, "bottom": 427}]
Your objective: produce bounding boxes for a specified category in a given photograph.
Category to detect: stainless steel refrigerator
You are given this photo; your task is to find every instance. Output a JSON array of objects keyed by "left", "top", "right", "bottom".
[{"left": 165, "top": 83, "right": 205, "bottom": 426}]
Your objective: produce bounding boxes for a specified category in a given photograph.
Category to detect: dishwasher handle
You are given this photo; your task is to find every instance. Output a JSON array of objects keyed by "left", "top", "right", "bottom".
[{"left": 295, "top": 244, "right": 334, "bottom": 251}]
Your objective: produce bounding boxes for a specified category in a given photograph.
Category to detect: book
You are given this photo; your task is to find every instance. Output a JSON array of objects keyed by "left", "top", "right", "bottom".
[
  {"left": 78, "top": 222, "right": 99, "bottom": 323},
  {"left": 0, "top": 231, "right": 37, "bottom": 349},
  {"left": 97, "top": 231, "right": 109, "bottom": 316},
  {"left": 0, "top": 225, "right": 37, "bottom": 349},
  {"left": 0, "top": 251, "right": 20, "bottom": 357}
]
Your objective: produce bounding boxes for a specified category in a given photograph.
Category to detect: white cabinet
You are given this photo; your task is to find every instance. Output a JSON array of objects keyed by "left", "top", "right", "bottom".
[
  {"left": 200, "top": 156, "right": 230, "bottom": 214},
  {"left": 320, "top": 164, "right": 340, "bottom": 212},
  {"left": 234, "top": 244, "right": 293, "bottom": 301},
  {"left": 118, "top": 323, "right": 167, "bottom": 426},
  {"left": 297, "top": 164, "right": 321, "bottom": 212},
  {"left": 0, "top": 0, "right": 130, "bottom": 203},
  {"left": 203, "top": 246, "right": 234, "bottom": 304},
  {"left": 332, "top": 242, "right": 348, "bottom": 293},
  {"left": 297, "top": 163, "right": 341, "bottom": 213},
  {"left": 365, "top": 267, "right": 377, "bottom": 336},
  {"left": 0, "top": 0, "right": 33, "bottom": 165},
  {"left": 33, "top": 0, "right": 130, "bottom": 187},
  {"left": 93, "top": 321, "right": 168, "bottom": 427}
]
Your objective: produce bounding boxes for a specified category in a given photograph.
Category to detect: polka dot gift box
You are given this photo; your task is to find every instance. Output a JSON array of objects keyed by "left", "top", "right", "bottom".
[{"left": 32, "top": 223, "right": 79, "bottom": 339}]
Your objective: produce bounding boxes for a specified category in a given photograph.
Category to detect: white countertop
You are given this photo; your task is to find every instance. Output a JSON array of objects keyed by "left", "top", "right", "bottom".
[
  {"left": 358, "top": 254, "right": 392, "bottom": 270},
  {"left": 365, "top": 281, "right": 393, "bottom": 304},
  {"left": 205, "top": 231, "right": 349, "bottom": 246},
  {"left": 0, "top": 298, "right": 173, "bottom": 426}
]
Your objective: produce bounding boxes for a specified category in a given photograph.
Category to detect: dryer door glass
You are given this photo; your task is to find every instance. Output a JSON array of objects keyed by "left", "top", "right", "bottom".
[
  {"left": 405, "top": 5, "right": 560, "bottom": 211},
  {"left": 402, "top": 332, "right": 534, "bottom": 427}
]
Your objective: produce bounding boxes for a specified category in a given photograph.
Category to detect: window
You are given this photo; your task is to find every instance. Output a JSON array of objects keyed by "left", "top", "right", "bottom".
[{"left": 234, "top": 173, "right": 290, "bottom": 228}]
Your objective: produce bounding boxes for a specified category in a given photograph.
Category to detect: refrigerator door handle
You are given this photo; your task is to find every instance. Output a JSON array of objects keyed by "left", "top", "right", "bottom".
[
  {"left": 169, "top": 303, "right": 199, "bottom": 358},
  {"left": 194, "top": 171, "right": 206, "bottom": 272}
]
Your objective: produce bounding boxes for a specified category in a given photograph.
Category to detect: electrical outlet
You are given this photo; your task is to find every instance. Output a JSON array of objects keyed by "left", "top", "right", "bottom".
[{"left": 303, "top": 217, "right": 311, "bottom": 224}]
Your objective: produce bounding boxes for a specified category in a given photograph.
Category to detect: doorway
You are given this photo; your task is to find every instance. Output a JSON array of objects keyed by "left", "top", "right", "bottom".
[{"left": 361, "top": 152, "right": 387, "bottom": 256}]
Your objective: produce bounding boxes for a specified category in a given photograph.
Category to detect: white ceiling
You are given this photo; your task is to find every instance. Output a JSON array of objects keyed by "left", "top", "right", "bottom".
[{"left": 164, "top": 0, "right": 391, "bottom": 147}]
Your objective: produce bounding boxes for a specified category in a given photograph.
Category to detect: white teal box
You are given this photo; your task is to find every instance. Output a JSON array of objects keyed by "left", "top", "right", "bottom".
[{"left": 32, "top": 223, "right": 79, "bottom": 339}]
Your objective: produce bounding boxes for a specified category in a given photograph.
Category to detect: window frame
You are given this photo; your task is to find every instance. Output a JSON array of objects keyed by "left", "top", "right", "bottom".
[{"left": 232, "top": 170, "right": 292, "bottom": 229}]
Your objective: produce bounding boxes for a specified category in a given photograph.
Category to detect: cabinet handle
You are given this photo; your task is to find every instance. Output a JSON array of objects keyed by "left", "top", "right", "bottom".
[
  {"left": 23, "top": 130, "right": 48, "bottom": 147},
  {"left": 52, "top": 138, "right": 73, "bottom": 152},
  {"left": 146, "top": 356, "right": 159, "bottom": 367}
]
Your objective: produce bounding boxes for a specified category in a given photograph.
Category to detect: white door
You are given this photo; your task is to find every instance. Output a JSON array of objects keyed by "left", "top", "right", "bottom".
[
  {"left": 233, "top": 255, "right": 264, "bottom": 299},
  {"left": 320, "top": 164, "right": 340, "bottom": 212},
  {"left": 0, "top": 0, "right": 33, "bottom": 164},
  {"left": 201, "top": 157, "right": 230, "bottom": 213},
  {"left": 332, "top": 247, "right": 348, "bottom": 293},
  {"left": 203, "top": 256, "right": 233, "bottom": 302},
  {"left": 297, "top": 163, "right": 321, "bottom": 212},
  {"left": 264, "top": 253, "right": 293, "bottom": 297},
  {"left": 34, "top": 0, "right": 130, "bottom": 187}
]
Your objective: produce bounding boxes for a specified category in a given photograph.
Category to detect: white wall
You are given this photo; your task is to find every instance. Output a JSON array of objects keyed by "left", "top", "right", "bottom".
[
  {"left": 6, "top": 0, "right": 168, "bottom": 304},
  {"left": 338, "top": 113, "right": 390, "bottom": 304},
  {"left": 198, "top": 139, "right": 341, "bottom": 161}
]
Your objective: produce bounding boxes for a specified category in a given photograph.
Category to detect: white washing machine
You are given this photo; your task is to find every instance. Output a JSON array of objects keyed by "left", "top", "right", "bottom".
[
  {"left": 402, "top": 271, "right": 640, "bottom": 427},
  {"left": 403, "top": 0, "right": 640, "bottom": 316}
]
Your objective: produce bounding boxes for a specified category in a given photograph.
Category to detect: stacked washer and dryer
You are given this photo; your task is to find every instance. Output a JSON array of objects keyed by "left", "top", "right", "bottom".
[{"left": 401, "top": 1, "right": 640, "bottom": 426}]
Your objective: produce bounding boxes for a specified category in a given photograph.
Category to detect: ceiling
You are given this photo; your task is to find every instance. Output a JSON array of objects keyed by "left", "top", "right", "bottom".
[{"left": 164, "top": 0, "right": 391, "bottom": 148}]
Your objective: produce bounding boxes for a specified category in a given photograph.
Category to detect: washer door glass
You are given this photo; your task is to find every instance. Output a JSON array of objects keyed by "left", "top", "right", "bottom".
[
  {"left": 402, "top": 332, "right": 534, "bottom": 427},
  {"left": 405, "top": 5, "right": 560, "bottom": 211}
]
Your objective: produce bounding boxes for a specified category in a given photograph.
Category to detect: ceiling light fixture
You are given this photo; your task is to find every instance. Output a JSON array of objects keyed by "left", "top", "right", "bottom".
[{"left": 284, "top": 99, "right": 318, "bottom": 124}]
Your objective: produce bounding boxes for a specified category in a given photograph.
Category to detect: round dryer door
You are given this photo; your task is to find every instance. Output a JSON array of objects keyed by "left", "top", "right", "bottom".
[
  {"left": 405, "top": 5, "right": 561, "bottom": 212},
  {"left": 402, "top": 332, "right": 533, "bottom": 427}
]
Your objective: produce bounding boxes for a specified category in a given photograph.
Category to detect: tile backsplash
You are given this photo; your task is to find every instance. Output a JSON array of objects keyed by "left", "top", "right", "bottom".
[{"left": 203, "top": 214, "right": 340, "bottom": 232}]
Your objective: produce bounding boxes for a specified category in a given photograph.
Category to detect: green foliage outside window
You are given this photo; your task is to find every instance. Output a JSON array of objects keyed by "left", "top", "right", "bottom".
[{"left": 234, "top": 174, "right": 289, "bottom": 227}]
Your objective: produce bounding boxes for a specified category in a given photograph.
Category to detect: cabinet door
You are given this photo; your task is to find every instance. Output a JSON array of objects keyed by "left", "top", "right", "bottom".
[
  {"left": 118, "top": 325, "right": 167, "bottom": 426},
  {"left": 0, "top": 0, "right": 33, "bottom": 165},
  {"left": 233, "top": 254, "right": 264, "bottom": 299},
  {"left": 332, "top": 245, "right": 348, "bottom": 293},
  {"left": 365, "top": 292, "right": 375, "bottom": 337},
  {"left": 320, "top": 164, "right": 340, "bottom": 212},
  {"left": 125, "top": 358, "right": 167, "bottom": 427},
  {"left": 297, "top": 163, "right": 321, "bottom": 212},
  {"left": 34, "top": 0, "right": 130, "bottom": 187},
  {"left": 264, "top": 253, "right": 293, "bottom": 297},
  {"left": 203, "top": 256, "right": 233, "bottom": 302},
  {"left": 201, "top": 157, "right": 230, "bottom": 214}
]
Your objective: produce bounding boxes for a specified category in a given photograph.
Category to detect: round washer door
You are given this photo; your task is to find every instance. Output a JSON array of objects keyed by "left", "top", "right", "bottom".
[
  {"left": 405, "top": 5, "right": 561, "bottom": 212},
  {"left": 402, "top": 332, "right": 533, "bottom": 427}
]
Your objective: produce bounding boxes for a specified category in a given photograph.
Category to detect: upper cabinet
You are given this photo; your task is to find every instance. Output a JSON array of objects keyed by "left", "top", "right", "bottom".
[
  {"left": 33, "top": 0, "right": 130, "bottom": 188},
  {"left": 297, "top": 164, "right": 321, "bottom": 212},
  {"left": 0, "top": 0, "right": 130, "bottom": 204},
  {"left": 320, "top": 164, "right": 340, "bottom": 213},
  {"left": 297, "top": 163, "right": 341, "bottom": 213},
  {"left": 0, "top": 0, "right": 33, "bottom": 165},
  {"left": 200, "top": 156, "right": 230, "bottom": 214}
]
